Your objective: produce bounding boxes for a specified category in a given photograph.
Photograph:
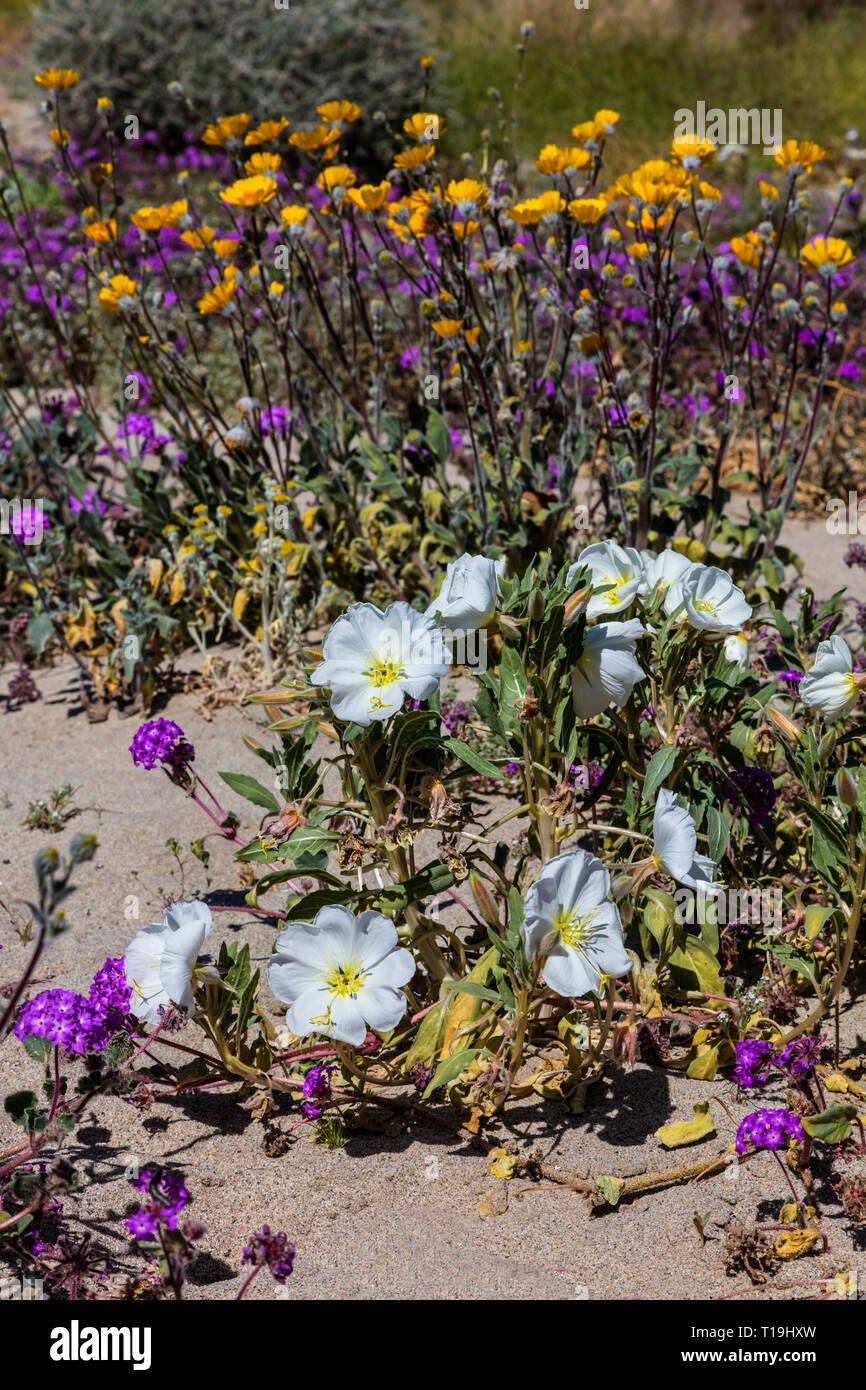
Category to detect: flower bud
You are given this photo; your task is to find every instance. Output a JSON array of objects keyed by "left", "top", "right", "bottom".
[
  {"left": 836, "top": 767, "right": 858, "bottom": 807},
  {"left": 470, "top": 871, "right": 500, "bottom": 927},
  {"left": 818, "top": 729, "right": 837, "bottom": 761},
  {"left": 563, "top": 585, "right": 590, "bottom": 627},
  {"left": 528, "top": 586, "right": 545, "bottom": 621}
]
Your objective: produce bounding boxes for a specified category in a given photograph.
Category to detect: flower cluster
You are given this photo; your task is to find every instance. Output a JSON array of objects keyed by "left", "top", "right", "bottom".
[
  {"left": 241, "top": 1225, "right": 296, "bottom": 1283},
  {"left": 14, "top": 988, "right": 115, "bottom": 1055},
  {"left": 125, "top": 1165, "right": 189, "bottom": 1238},
  {"left": 15, "top": 956, "right": 133, "bottom": 1055},
  {"left": 733, "top": 1035, "right": 822, "bottom": 1088},
  {"left": 301, "top": 1063, "right": 334, "bottom": 1118},
  {"left": 129, "top": 718, "right": 195, "bottom": 774},
  {"left": 735, "top": 1107, "right": 806, "bottom": 1153}
]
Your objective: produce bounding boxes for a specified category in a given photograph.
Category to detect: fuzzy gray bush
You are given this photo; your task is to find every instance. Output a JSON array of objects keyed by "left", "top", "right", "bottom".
[{"left": 31, "top": 0, "right": 431, "bottom": 162}]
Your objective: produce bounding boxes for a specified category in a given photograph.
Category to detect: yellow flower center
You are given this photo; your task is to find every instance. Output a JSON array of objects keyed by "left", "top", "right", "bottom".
[
  {"left": 694, "top": 597, "right": 718, "bottom": 616},
  {"left": 366, "top": 655, "right": 404, "bottom": 688},
  {"left": 552, "top": 905, "right": 596, "bottom": 950},
  {"left": 325, "top": 961, "right": 366, "bottom": 998}
]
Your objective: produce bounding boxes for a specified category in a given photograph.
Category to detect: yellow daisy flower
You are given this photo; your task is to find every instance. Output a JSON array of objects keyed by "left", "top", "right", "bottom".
[
  {"left": 97, "top": 274, "right": 137, "bottom": 312},
  {"left": 773, "top": 140, "right": 826, "bottom": 175},
  {"left": 393, "top": 144, "right": 435, "bottom": 170},
  {"left": 568, "top": 196, "right": 608, "bottom": 225},
  {"left": 289, "top": 125, "right": 339, "bottom": 152},
  {"left": 34, "top": 68, "right": 79, "bottom": 90},
  {"left": 83, "top": 219, "right": 117, "bottom": 244},
  {"left": 317, "top": 164, "right": 357, "bottom": 192},
  {"left": 345, "top": 180, "right": 392, "bottom": 211},
  {"left": 244, "top": 118, "right": 290, "bottom": 146},
  {"left": 220, "top": 175, "right": 278, "bottom": 207},
  {"left": 316, "top": 100, "right": 362, "bottom": 125},
  {"left": 201, "top": 113, "right": 251, "bottom": 146},
  {"left": 197, "top": 273, "right": 238, "bottom": 316},
  {"left": 799, "top": 235, "right": 855, "bottom": 275},
  {"left": 245, "top": 151, "right": 282, "bottom": 175},
  {"left": 403, "top": 112, "right": 445, "bottom": 142}
]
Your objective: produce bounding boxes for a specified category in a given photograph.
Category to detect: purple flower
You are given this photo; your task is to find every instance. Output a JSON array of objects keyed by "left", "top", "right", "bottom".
[
  {"left": 301, "top": 1062, "right": 333, "bottom": 1118},
  {"left": 733, "top": 1038, "right": 774, "bottom": 1087},
  {"left": 89, "top": 956, "right": 132, "bottom": 1030},
  {"left": 125, "top": 1208, "right": 158, "bottom": 1240},
  {"left": 131, "top": 1165, "right": 189, "bottom": 1229},
  {"left": 729, "top": 765, "right": 777, "bottom": 828},
  {"left": 776, "top": 1034, "right": 822, "bottom": 1079},
  {"left": 844, "top": 543, "right": 866, "bottom": 573},
  {"left": 9, "top": 505, "right": 49, "bottom": 542},
  {"left": 735, "top": 1107, "right": 805, "bottom": 1154},
  {"left": 129, "top": 718, "right": 194, "bottom": 774},
  {"left": 261, "top": 404, "right": 292, "bottom": 436},
  {"left": 778, "top": 669, "right": 804, "bottom": 694},
  {"left": 242, "top": 1225, "right": 296, "bottom": 1283},
  {"left": 68, "top": 489, "right": 106, "bottom": 517},
  {"left": 14, "top": 988, "right": 114, "bottom": 1055}
]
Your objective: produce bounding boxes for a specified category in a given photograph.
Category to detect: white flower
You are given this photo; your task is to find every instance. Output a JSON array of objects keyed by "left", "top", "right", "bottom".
[
  {"left": 124, "top": 899, "right": 213, "bottom": 1023},
  {"left": 653, "top": 789, "right": 718, "bottom": 891},
  {"left": 267, "top": 905, "right": 415, "bottom": 1046},
  {"left": 641, "top": 548, "right": 695, "bottom": 614},
  {"left": 567, "top": 540, "right": 644, "bottom": 619},
  {"left": 522, "top": 851, "right": 632, "bottom": 998},
  {"left": 723, "top": 630, "right": 750, "bottom": 667},
  {"left": 801, "top": 636, "right": 859, "bottom": 720},
  {"left": 425, "top": 553, "right": 504, "bottom": 634},
  {"left": 680, "top": 564, "right": 752, "bottom": 632},
  {"left": 311, "top": 601, "right": 450, "bottom": 726},
  {"left": 572, "top": 618, "right": 645, "bottom": 718}
]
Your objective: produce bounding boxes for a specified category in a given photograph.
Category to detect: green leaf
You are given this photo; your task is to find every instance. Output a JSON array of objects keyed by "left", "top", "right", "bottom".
[
  {"left": 801, "top": 1103, "right": 856, "bottom": 1145},
  {"left": 21, "top": 1035, "right": 52, "bottom": 1064},
  {"left": 445, "top": 737, "right": 502, "bottom": 781},
  {"left": 217, "top": 772, "right": 280, "bottom": 815},
  {"left": 441, "top": 979, "right": 501, "bottom": 1006},
  {"left": 499, "top": 645, "right": 528, "bottom": 738},
  {"left": 643, "top": 746, "right": 678, "bottom": 804},
  {"left": 705, "top": 807, "right": 730, "bottom": 863},
  {"left": 667, "top": 936, "right": 725, "bottom": 998},
  {"left": 28, "top": 612, "right": 53, "bottom": 656},
  {"left": 426, "top": 409, "right": 451, "bottom": 463},
  {"left": 655, "top": 1100, "right": 716, "bottom": 1149},
  {"left": 4, "top": 1090, "right": 38, "bottom": 1127},
  {"left": 596, "top": 1175, "right": 625, "bottom": 1207},
  {"left": 422, "top": 1047, "right": 483, "bottom": 1099}
]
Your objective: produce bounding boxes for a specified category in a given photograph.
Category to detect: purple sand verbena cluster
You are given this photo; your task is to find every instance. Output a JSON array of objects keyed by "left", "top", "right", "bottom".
[
  {"left": 129, "top": 717, "right": 195, "bottom": 773},
  {"left": 735, "top": 1107, "right": 806, "bottom": 1154}
]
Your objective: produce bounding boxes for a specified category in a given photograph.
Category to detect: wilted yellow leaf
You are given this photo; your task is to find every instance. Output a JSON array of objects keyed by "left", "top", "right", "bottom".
[
  {"left": 232, "top": 589, "right": 249, "bottom": 622},
  {"left": 655, "top": 1100, "right": 716, "bottom": 1149},
  {"left": 146, "top": 558, "right": 163, "bottom": 595},
  {"left": 775, "top": 1229, "right": 821, "bottom": 1260},
  {"left": 111, "top": 598, "right": 128, "bottom": 634},
  {"left": 168, "top": 568, "right": 185, "bottom": 605},
  {"left": 489, "top": 1147, "right": 515, "bottom": 1179}
]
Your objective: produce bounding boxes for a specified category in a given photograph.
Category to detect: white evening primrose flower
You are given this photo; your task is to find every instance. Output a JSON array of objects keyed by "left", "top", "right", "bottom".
[
  {"left": 642, "top": 548, "right": 695, "bottom": 614},
  {"left": 267, "top": 905, "right": 415, "bottom": 1046},
  {"left": 311, "top": 600, "right": 450, "bottom": 726},
  {"left": 680, "top": 564, "right": 752, "bottom": 633},
  {"left": 425, "top": 553, "right": 504, "bottom": 634},
  {"left": 723, "top": 630, "right": 750, "bottom": 667},
  {"left": 124, "top": 899, "right": 213, "bottom": 1023},
  {"left": 572, "top": 618, "right": 645, "bottom": 718},
  {"left": 522, "top": 851, "right": 632, "bottom": 998},
  {"left": 652, "top": 789, "right": 718, "bottom": 891},
  {"left": 567, "top": 540, "right": 644, "bottom": 619},
  {"left": 800, "top": 635, "right": 861, "bottom": 720}
]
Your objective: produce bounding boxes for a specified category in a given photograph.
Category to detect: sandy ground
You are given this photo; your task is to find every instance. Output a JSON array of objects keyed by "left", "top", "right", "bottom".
[{"left": 1, "top": 517, "right": 866, "bottom": 1301}]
